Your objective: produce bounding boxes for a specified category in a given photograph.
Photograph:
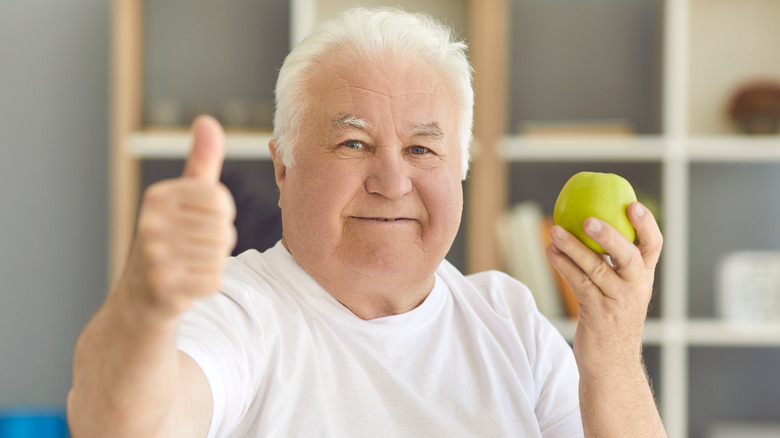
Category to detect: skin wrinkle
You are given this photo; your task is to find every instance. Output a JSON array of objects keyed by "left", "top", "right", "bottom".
[
  {"left": 328, "top": 69, "right": 452, "bottom": 159},
  {"left": 330, "top": 84, "right": 442, "bottom": 98}
]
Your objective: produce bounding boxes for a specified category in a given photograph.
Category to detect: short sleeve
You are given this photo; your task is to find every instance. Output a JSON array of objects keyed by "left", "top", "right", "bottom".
[
  {"left": 176, "top": 281, "right": 264, "bottom": 438},
  {"left": 465, "top": 270, "right": 583, "bottom": 437},
  {"left": 527, "top": 307, "right": 583, "bottom": 437}
]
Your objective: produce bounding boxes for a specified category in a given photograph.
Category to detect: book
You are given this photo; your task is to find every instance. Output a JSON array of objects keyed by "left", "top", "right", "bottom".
[{"left": 498, "top": 202, "right": 563, "bottom": 318}]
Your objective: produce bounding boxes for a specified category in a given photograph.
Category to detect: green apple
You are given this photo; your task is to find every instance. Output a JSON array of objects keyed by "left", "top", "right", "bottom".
[{"left": 553, "top": 171, "right": 637, "bottom": 254}]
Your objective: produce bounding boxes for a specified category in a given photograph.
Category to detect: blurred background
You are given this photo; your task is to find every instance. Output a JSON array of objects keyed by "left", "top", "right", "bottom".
[
  {"left": 0, "top": 1, "right": 110, "bottom": 435},
  {"left": 2, "top": 1, "right": 780, "bottom": 437}
]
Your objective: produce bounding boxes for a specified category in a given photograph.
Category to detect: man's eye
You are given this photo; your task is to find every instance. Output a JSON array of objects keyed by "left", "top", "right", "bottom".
[
  {"left": 410, "top": 146, "right": 430, "bottom": 155},
  {"left": 342, "top": 140, "right": 364, "bottom": 150}
]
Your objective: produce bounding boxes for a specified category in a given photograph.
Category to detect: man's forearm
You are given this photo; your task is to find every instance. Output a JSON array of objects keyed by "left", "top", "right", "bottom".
[
  {"left": 579, "top": 364, "right": 667, "bottom": 438},
  {"left": 68, "top": 288, "right": 182, "bottom": 437}
]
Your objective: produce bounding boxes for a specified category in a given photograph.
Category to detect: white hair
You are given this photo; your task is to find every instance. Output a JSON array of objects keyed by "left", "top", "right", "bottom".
[{"left": 272, "top": 7, "right": 474, "bottom": 180}]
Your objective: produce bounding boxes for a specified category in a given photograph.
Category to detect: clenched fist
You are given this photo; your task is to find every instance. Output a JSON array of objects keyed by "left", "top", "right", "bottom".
[{"left": 120, "top": 115, "right": 237, "bottom": 318}]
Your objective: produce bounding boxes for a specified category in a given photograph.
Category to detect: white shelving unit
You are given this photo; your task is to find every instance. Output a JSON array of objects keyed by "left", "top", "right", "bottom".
[
  {"left": 127, "top": 131, "right": 273, "bottom": 159},
  {"left": 526, "top": 1, "right": 780, "bottom": 436},
  {"left": 112, "top": 0, "right": 780, "bottom": 436}
]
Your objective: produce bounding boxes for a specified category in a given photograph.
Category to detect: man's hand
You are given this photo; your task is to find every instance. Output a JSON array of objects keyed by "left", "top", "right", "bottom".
[
  {"left": 69, "top": 116, "right": 236, "bottom": 437},
  {"left": 121, "top": 114, "right": 237, "bottom": 318},
  {"left": 546, "top": 202, "right": 667, "bottom": 437},
  {"left": 546, "top": 201, "right": 661, "bottom": 373}
]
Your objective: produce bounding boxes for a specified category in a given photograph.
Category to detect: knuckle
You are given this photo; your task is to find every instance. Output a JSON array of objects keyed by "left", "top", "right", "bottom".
[
  {"left": 143, "top": 180, "right": 173, "bottom": 205},
  {"left": 654, "top": 232, "right": 664, "bottom": 251},
  {"left": 589, "top": 260, "right": 612, "bottom": 281},
  {"left": 626, "top": 244, "right": 643, "bottom": 264},
  {"left": 141, "top": 241, "right": 169, "bottom": 266},
  {"left": 137, "top": 222, "right": 172, "bottom": 254},
  {"left": 137, "top": 214, "right": 166, "bottom": 236},
  {"left": 148, "top": 267, "right": 179, "bottom": 295}
]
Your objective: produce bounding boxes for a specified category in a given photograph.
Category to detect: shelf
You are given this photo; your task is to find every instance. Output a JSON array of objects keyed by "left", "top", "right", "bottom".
[
  {"left": 687, "top": 136, "right": 780, "bottom": 162},
  {"left": 501, "top": 136, "right": 665, "bottom": 162},
  {"left": 686, "top": 319, "right": 780, "bottom": 347},
  {"left": 502, "top": 135, "right": 780, "bottom": 162},
  {"left": 551, "top": 318, "right": 665, "bottom": 345},
  {"left": 126, "top": 130, "right": 273, "bottom": 159},
  {"left": 554, "top": 318, "right": 780, "bottom": 347}
]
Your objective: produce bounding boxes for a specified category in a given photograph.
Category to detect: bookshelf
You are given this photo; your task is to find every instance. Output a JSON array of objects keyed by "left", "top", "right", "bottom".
[
  {"left": 499, "top": 1, "right": 780, "bottom": 437},
  {"left": 110, "top": 0, "right": 780, "bottom": 436}
]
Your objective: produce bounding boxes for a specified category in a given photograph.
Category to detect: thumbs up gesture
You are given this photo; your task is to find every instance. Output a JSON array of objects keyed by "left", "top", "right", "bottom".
[{"left": 119, "top": 115, "right": 237, "bottom": 318}]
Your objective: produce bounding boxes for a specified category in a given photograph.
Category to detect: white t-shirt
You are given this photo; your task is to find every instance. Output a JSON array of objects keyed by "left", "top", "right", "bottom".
[{"left": 177, "top": 241, "right": 583, "bottom": 437}]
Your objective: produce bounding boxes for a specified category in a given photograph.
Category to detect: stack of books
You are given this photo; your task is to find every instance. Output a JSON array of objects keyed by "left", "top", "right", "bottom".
[{"left": 498, "top": 201, "right": 579, "bottom": 320}]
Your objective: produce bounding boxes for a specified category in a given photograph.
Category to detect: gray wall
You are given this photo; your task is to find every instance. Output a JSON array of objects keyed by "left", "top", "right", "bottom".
[{"left": 0, "top": 1, "right": 109, "bottom": 407}]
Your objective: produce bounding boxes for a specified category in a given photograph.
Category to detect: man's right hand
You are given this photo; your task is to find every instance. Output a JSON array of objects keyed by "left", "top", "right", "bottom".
[
  {"left": 121, "top": 114, "right": 237, "bottom": 318},
  {"left": 68, "top": 115, "right": 236, "bottom": 437}
]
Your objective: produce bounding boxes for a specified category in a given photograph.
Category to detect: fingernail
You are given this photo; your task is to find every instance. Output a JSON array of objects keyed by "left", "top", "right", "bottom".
[
  {"left": 634, "top": 204, "right": 645, "bottom": 217},
  {"left": 586, "top": 219, "right": 602, "bottom": 233},
  {"left": 553, "top": 226, "right": 568, "bottom": 240}
]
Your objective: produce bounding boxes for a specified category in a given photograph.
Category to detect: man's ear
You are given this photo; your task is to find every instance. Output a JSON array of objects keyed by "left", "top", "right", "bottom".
[{"left": 268, "top": 139, "right": 287, "bottom": 192}]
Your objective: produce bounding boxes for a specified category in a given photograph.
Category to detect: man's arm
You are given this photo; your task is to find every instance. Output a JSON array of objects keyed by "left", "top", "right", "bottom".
[
  {"left": 68, "top": 115, "right": 236, "bottom": 437},
  {"left": 546, "top": 202, "right": 667, "bottom": 437}
]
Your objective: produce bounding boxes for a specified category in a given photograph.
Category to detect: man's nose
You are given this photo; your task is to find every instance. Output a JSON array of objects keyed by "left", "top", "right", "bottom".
[{"left": 364, "top": 151, "right": 413, "bottom": 200}]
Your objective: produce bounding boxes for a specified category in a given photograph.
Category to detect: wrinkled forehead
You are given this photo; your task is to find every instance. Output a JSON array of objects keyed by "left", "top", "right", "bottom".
[
  {"left": 304, "top": 49, "right": 459, "bottom": 127},
  {"left": 310, "top": 49, "right": 450, "bottom": 95}
]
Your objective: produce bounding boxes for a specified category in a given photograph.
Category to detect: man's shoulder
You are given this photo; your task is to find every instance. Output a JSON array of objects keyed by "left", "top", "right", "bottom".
[
  {"left": 223, "top": 242, "right": 297, "bottom": 289},
  {"left": 207, "top": 243, "right": 297, "bottom": 311},
  {"left": 437, "top": 262, "right": 536, "bottom": 317}
]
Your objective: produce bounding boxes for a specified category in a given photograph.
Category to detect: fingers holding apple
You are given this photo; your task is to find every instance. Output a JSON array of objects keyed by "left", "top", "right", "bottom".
[
  {"left": 549, "top": 171, "right": 649, "bottom": 292},
  {"left": 554, "top": 171, "right": 637, "bottom": 254},
  {"left": 546, "top": 171, "right": 663, "bottom": 374},
  {"left": 628, "top": 201, "right": 664, "bottom": 273}
]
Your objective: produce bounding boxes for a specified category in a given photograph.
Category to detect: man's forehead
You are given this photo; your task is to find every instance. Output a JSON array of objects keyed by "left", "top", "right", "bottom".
[{"left": 311, "top": 50, "right": 448, "bottom": 97}]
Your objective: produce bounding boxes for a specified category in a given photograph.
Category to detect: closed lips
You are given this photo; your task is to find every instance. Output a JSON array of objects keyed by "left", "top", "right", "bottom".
[{"left": 354, "top": 217, "right": 413, "bottom": 221}]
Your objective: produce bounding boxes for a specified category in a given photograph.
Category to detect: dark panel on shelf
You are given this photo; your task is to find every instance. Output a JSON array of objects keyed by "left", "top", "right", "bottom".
[
  {"left": 142, "top": 159, "right": 282, "bottom": 255},
  {"left": 509, "top": 0, "right": 663, "bottom": 135},
  {"left": 689, "top": 347, "right": 780, "bottom": 438},
  {"left": 143, "top": 0, "right": 290, "bottom": 129}
]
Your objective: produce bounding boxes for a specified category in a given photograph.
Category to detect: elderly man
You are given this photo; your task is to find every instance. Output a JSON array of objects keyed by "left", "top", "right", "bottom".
[{"left": 68, "top": 7, "right": 666, "bottom": 437}]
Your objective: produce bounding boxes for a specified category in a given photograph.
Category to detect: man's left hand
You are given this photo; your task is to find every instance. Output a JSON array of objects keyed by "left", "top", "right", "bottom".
[{"left": 546, "top": 201, "right": 663, "bottom": 377}]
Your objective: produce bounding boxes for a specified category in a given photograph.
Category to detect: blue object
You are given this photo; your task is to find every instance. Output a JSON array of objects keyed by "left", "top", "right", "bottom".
[{"left": 0, "top": 407, "right": 70, "bottom": 438}]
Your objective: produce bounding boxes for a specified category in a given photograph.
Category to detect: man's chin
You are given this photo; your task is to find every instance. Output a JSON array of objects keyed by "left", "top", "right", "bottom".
[{"left": 339, "top": 244, "right": 426, "bottom": 278}]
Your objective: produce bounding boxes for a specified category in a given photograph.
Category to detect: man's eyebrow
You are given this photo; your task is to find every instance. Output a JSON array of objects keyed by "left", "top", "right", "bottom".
[
  {"left": 330, "top": 113, "right": 371, "bottom": 131},
  {"left": 411, "top": 122, "right": 444, "bottom": 139}
]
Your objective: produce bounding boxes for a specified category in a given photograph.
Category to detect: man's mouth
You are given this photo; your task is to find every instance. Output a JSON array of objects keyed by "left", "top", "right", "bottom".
[{"left": 355, "top": 217, "right": 412, "bottom": 222}]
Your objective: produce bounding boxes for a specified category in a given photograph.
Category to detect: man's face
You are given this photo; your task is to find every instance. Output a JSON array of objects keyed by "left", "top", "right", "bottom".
[{"left": 272, "top": 51, "right": 463, "bottom": 293}]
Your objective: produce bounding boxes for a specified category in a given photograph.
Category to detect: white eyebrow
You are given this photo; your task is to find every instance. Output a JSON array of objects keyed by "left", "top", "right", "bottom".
[
  {"left": 330, "top": 113, "right": 371, "bottom": 131},
  {"left": 330, "top": 114, "right": 443, "bottom": 140},
  {"left": 411, "top": 122, "right": 444, "bottom": 139}
]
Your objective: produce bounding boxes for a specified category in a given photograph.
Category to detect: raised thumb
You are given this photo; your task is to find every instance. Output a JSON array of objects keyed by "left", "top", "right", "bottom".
[{"left": 182, "top": 115, "right": 225, "bottom": 182}]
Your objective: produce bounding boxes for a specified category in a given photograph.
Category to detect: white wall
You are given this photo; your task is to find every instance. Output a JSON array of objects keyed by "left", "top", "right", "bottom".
[{"left": 0, "top": 0, "right": 109, "bottom": 407}]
